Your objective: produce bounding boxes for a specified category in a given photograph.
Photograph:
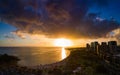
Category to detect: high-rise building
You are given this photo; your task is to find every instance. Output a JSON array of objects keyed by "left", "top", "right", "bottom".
[
  {"left": 86, "top": 43, "right": 90, "bottom": 51},
  {"left": 90, "top": 41, "right": 99, "bottom": 54},
  {"left": 108, "top": 41, "right": 117, "bottom": 54}
]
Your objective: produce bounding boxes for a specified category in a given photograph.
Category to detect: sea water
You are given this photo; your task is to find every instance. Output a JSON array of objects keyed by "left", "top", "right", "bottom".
[{"left": 0, "top": 47, "right": 70, "bottom": 66}]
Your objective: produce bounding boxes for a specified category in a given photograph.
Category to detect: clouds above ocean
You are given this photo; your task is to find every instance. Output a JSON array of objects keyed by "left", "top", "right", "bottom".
[{"left": 0, "top": 0, "right": 120, "bottom": 39}]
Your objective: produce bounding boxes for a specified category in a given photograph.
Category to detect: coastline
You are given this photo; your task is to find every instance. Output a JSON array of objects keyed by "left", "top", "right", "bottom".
[
  {"left": 33, "top": 48, "right": 84, "bottom": 69},
  {"left": 1, "top": 47, "right": 117, "bottom": 75},
  {"left": 32, "top": 49, "right": 71, "bottom": 69},
  {"left": 0, "top": 49, "right": 73, "bottom": 75}
]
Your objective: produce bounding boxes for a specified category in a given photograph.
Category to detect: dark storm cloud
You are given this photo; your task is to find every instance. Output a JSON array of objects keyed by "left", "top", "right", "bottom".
[{"left": 0, "top": 0, "right": 119, "bottom": 39}]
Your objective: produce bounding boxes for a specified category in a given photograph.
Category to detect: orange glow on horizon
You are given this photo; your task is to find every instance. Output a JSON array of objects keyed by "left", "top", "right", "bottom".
[{"left": 54, "top": 38, "right": 73, "bottom": 47}]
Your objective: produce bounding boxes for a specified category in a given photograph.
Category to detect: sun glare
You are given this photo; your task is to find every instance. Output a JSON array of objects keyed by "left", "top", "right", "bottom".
[{"left": 54, "top": 38, "right": 72, "bottom": 47}]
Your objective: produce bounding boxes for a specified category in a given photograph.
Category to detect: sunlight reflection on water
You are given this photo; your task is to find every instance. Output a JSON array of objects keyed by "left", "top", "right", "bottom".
[
  {"left": 61, "top": 47, "right": 67, "bottom": 59},
  {"left": 0, "top": 47, "right": 70, "bottom": 66}
]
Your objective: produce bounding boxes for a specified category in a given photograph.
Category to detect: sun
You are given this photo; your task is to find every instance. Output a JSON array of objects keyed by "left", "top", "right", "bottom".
[{"left": 54, "top": 38, "right": 72, "bottom": 47}]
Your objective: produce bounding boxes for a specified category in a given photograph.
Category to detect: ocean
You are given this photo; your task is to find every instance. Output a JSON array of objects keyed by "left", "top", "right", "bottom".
[{"left": 0, "top": 47, "right": 70, "bottom": 66}]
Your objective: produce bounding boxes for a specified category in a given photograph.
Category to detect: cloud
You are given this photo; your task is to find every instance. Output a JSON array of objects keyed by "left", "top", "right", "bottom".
[
  {"left": 0, "top": 0, "right": 120, "bottom": 39},
  {"left": 11, "top": 31, "right": 27, "bottom": 39},
  {"left": 4, "top": 34, "right": 15, "bottom": 40},
  {"left": 107, "top": 28, "right": 120, "bottom": 44}
]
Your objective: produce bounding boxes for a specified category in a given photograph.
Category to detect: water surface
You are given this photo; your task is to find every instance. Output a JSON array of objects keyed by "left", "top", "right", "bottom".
[{"left": 0, "top": 47, "right": 70, "bottom": 66}]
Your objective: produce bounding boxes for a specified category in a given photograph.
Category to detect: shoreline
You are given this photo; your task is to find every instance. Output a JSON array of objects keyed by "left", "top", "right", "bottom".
[
  {"left": 31, "top": 49, "right": 72, "bottom": 69},
  {"left": 31, "top": 48, "right": 84, "bottom": 70},
  {"left": 0, "top": 50, "right": 73, "bottom": 75},
  {"left": 1, "top": 47, "right": 118, "bottom": 75}
]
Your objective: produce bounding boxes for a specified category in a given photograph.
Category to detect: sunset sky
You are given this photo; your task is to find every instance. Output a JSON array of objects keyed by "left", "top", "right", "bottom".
[{"left": 0, "top": 0, "right": 120, "bottom": 47}]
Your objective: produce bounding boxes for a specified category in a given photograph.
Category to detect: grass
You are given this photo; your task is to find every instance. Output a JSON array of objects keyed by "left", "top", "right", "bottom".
[{"left": 63, "top": 49, "right": 110, "bottom": 75}]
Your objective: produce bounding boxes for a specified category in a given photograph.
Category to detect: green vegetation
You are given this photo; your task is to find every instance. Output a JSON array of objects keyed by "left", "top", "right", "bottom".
[{"left": 64, "top": 49, "right": 110, "bottom": 75}]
